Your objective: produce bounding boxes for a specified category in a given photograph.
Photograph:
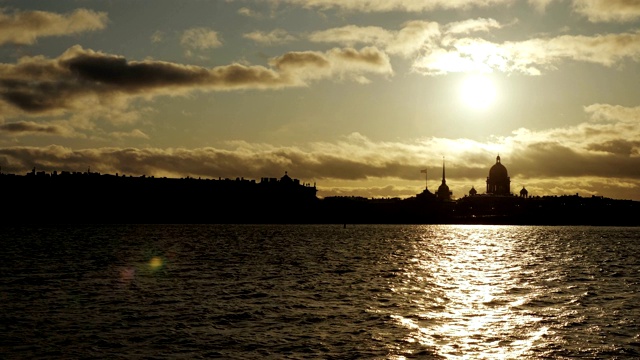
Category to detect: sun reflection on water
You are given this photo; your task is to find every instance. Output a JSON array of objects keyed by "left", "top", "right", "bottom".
[{"left": 391, "top": 225, "right": 547, "bottom": 359}]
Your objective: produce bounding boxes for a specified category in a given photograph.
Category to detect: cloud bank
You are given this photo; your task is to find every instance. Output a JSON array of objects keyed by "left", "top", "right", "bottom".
[
  {"left": 306, "top": 19, "right": 640, "bottom": 75},
  {"left": 0, "top": 45, "right": 392, "bottom": 122},
  {"left": 1, "top": 103, "right": 638, "bottom": 199},
  {"left": 269, "top": 0, "right": 640, "bottom": 23},
  {"left": 271, "top": 0, "right": 514, "bottom": 12}
]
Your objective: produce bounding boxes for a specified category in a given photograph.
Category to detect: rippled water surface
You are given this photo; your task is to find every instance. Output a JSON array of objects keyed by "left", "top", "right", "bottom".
[{"left": 2, "top": 225, "right": 640, "bottom": 359}]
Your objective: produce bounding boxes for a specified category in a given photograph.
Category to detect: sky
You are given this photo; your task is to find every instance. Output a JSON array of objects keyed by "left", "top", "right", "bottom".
[{"left": 1, "top": 0, "right": 639, "bottom": 200}]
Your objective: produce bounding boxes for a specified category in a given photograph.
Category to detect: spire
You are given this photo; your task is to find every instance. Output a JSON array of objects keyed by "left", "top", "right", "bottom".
[
  {"left": 441, "top": 157, "right": 446, "bottom": 185},
  {"left": 496, "top": 154, "right": 501, "bottom": 163},
  {"left": 436, "top": 157, "right": 452, "bottom": 200}
]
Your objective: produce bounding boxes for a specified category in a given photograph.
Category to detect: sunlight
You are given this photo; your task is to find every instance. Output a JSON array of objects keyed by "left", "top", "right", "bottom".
[
  {"left": 460, "top": 74, "right": 497, "bottom": 110},
  {"left": 389, "top": 226, "right": 543, "bottom": 359}
]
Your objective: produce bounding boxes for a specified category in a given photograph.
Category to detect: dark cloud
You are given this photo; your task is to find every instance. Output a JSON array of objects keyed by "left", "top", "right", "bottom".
[
  {"left": 0, "top": 82, "right": 75, "bottom": 113},
  {"left": 270, "top": 52, "right": 331, "bottom": 70},
  {"left": 333, "top": 47, "right": 390, "bottom": 66},
  {"left": 0, "top": 121, "right": 66, "bottom": 135},
  {"left": 1, "top": 137, "right": 639, "bottom": 184},
  {"left": 62, "top": 53, "right": 210, "bottom": 88},
  {"left": 0, "top": 144, "right": 429, "bottom": 182},
  {"left": 587, "top": 140, "right": 640, "bottom": 156},
  {"left": 0, "top": 46, "right": 391, "bottom": 118},
  {"left": 509, "top": 141, "right": 640, "bottom": 179}
]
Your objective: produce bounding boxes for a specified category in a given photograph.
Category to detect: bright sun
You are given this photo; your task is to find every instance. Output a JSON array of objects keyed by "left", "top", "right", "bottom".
[{"left": 460, "top": 74, "right": 497, "bottom": 110}]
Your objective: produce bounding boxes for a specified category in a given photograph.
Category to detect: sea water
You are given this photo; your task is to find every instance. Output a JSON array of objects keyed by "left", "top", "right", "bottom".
[{"left": 1, "top": 224, "right": 639, "bottom": 359}]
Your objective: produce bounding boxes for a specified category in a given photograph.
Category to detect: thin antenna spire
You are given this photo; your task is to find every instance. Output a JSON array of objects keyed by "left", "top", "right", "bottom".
[{"left": 420, "top": 168, "right": 428, "bottom": 190}]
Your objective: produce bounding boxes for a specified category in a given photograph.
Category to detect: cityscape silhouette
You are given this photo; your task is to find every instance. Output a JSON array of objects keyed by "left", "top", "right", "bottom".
[{"left": 3, "top": 156, "right": 638, "bottom": 225}]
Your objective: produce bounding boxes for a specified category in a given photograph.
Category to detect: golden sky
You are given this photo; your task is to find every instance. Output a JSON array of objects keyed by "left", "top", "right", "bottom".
[{"left": 1, "top": 0, "right": 639, "bottom": 200}]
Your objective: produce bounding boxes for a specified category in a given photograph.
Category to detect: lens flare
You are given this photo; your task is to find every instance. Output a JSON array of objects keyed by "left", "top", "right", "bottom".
[{"left": 149, "top": 256, "right": 163, "bottom": 269}]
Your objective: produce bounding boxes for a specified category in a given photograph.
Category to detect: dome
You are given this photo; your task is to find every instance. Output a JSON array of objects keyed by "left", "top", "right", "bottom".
[
  {"left": 486, "top": 155, "right": 511, "bottom": 196},
  {"left": 489, "top": 156, "right": 508, "bottom": 179}
]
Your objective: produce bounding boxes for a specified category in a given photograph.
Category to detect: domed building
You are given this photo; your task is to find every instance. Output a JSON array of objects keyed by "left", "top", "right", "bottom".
[{"left": 486, "top": 155, "right": 510, "bottom": 195}]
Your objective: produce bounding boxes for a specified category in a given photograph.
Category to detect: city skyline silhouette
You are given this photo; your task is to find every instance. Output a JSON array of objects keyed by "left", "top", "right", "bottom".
[{"left": 0, "top": 2, "right": 639, "bottom": 202}]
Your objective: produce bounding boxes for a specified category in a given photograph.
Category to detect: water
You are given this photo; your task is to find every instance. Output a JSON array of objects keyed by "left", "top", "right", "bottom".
[{"left": 2, "top": 225, "right": 640, "bottom": 359}]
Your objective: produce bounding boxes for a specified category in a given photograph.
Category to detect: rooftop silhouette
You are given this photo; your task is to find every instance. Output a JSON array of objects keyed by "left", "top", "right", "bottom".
[{"left": 1, "top": 159, "right": 638, "bottom": 225}]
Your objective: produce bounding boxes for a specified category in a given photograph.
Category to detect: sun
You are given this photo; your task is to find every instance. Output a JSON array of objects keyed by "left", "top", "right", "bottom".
[{"left": 460, "top": 74, "right": 497, "bottom": 110}]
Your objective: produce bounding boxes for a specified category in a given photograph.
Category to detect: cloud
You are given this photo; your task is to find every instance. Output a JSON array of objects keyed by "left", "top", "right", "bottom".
[
  {"left": 0, "top": 8, "right": 108, "bottom": 46},
  {"left": 310, "top": 21, "right": 440, "bottom": 57},
  {"left": 528, "top": 0, "right": 556, "bottom": 12},
  {"left": 269, "top": 47, "right": 393, "bottom": 83},
  {"left": 265, "top": 0, "right": 639, "bottom": 24},
  {"left": 584, "top": 103, "right": 640, "bottom": 123},
  {"left": 445, "top": 18, "right": 503, "bottom": 34},
  {"left": 111, "top": 129, "right": 150, "bottom": 140},
  {"left": 266, "top": 0, "right": 639, "bottom": 24},
  {"left": 310, "top": 19, "right": 640, "bottom": 76},
  {"left": 414, "top": 30, "right": 640, "bottom": 75},
  {"left": 0, "top": 45, "right": 392, "bottom": 122},
  {"left": 243, "top": 29, "right": 297, "bottom": 45},
  {"left": 309, "top": 25, "right": 395, "bottom": 47},
  {"left": 150, "top": 30, "right": 164, "bottom": 44},
  {"left": 587, "top": 140, "right": 640, "bottom": 156},
  {"left": 180, "top": 27, "right": 223, "bottom": 50},
  {"left": 0, "top": 135, "right": 431, "bottom": 183},
  {"left": 573, "top": 0, "right": 640, "bottom": 22},
  {"left": 0, "top": 121, "right": 78, "bottom": 137},
  {"left": 271, "top": 0, "right": 514, "bottom": 12},
  {"left": 238, "top": 7, "right": 263, "bottom": 19},
  {"left": 1, "top": 103, "right": 639, "bottom": 200}
]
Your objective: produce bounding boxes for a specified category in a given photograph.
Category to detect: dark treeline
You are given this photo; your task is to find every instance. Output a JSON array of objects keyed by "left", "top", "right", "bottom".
[{"left": 1, "top": 170, "right": 639, "bottom": 225}]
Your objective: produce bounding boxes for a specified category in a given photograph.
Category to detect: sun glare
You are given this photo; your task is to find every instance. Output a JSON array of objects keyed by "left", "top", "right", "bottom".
[{"left": 460, "top": 74, "right": 497, "bottom": 110}]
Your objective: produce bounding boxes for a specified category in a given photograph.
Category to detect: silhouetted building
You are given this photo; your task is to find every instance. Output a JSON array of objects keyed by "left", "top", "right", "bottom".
[
  {"left": 0, "top": 168, "right": 318, "bottom": 223},
  {"left": 436, "top": 159, "right": 452, "bottom": 200},
  {"left": 280, "top": 171, "right": 293, "bottom": 184},
  {"left": 4, "top": 163, "right": 640, "bottom": 225},
  {"left": 486, "top": 155, "right": 510, "bottom": 195}
]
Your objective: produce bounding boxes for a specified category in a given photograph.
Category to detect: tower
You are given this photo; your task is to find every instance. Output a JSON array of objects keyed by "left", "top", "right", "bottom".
[{"left": 436, "top": 158, "right": 452, "bottom": 200}]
